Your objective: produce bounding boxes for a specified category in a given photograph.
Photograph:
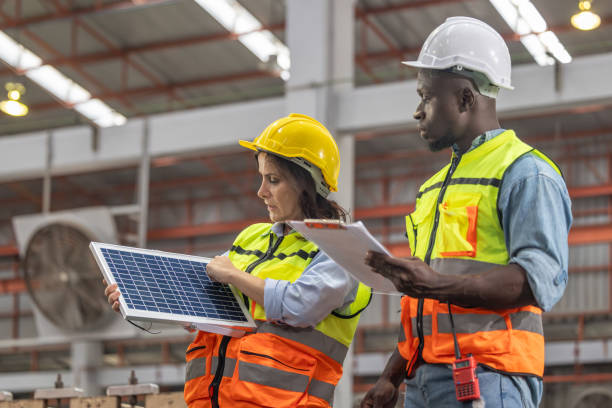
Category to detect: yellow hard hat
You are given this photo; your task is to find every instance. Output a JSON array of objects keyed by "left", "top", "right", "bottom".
[{"left": 239, "top": 113, "right": 340, "bottom": 196}]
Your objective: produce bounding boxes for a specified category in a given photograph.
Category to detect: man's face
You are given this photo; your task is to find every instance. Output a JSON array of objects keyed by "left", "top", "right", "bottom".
[{"left": 413, "top": 70, "right": 463, "bottom": 152}]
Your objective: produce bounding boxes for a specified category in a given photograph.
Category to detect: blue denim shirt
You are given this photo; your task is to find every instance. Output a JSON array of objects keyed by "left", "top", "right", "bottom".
[
  {"left": 253, "top": 223, "right": 359, "bottom": 327},
  {"left": 453, "top": 129, "right": 572, "bottom": 312},
  {"left": 222, "top": 224, "right": 358, "bottom": 328}
]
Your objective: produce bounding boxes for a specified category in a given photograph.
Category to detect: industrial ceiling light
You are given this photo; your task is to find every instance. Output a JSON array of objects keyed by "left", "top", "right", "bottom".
[
  {"left": 489, "top": 0, "right": 572, "bottom": 66},
  {"left": 194, "top": 0, "right": 290, "bottom": 80},
  {"left": 0, "top": 31, "right": 126, "bottom": 127},
  {"left": 0, "top": 82, "right": 28, "bottom": 117},
  {"left": 571, "top": 1, "right": 601, "bottom": 31}
]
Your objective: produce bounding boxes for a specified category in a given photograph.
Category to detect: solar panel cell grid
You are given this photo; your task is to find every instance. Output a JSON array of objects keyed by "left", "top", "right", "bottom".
[{"left": 96, "top": 245, "right": 249, "bottom": 324}]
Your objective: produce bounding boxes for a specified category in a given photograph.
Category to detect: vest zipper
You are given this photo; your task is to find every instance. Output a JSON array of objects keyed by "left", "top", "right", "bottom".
[
  {"left": 242, "top": 233, "right": 284, "bottom": 310},
  {"left": 424, "top": 154, "right": 461, "bottom": 264},
  {"left": 210, "top": 335, "right": 231, "bottom": 408},
  {"left": 408, "top": 213, "right": 418, "bottom": 249},
  {"left": 412, "top": 154, "right": 461, "bottom": 374}
]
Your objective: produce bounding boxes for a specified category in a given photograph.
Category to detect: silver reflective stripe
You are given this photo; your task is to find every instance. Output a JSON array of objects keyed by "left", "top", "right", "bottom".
[
  {"left": 211, "top": 356, "right": 236, "bottom": 378},
  {"left": 411, "top": 310, "right": 542, "bottom": 336},
  {"left": 398, "top": 324, "right": 407, "bottom": 342},
  {"left": 223, "top": 357, "right": 236, "bottom": 377},
  {"left": 410, "top": 316, "right": 432, "bottom": 338},
  {"left": 185, "top": 357, "right": 206, "bottom": 382},
  {"left": 511, "top": 310, "right": 543, "bottom": 335},
  {"left": 238, "top": 360, "right": 309, "bottom": 393},
  {"left": 430, "top": 258, "right": 501, "bottom": 276},
  {"left": 308, "top": 378, "right": 335, "bottom": 405},
  {"left": 257, "top": 322, "right": 348, "bottom": 365},
  {"left": 437, "top": 312, "right": 507, "bottom": 334}
]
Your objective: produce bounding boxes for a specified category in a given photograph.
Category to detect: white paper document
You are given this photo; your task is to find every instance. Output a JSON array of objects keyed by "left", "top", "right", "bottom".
[{"left": 288, "top": 220, "right": 401, "bottom": 295}]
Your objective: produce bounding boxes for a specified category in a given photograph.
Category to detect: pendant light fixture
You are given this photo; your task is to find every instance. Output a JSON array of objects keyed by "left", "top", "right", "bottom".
[
  {"left": 0, "top": 82, "right": 28, "bottom": 117},
  {"left": 571, "top": 1, "right": 601, "bottom": 31}
]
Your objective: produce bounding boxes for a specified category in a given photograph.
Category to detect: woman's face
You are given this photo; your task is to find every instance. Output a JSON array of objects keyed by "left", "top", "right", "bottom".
[{"left": 256, "top": 153, "right": 304, "bottom": 223}]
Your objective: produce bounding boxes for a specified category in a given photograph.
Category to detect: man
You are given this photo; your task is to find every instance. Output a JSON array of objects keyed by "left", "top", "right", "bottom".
[{"left": 360, "top": 17, "right": 572, "bottom": 408}]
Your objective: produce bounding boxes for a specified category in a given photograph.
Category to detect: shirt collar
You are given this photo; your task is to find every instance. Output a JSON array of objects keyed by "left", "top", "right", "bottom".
[
  {"left": 452, "top": 128, "right": 506, "bottom": 157},
  {"left": 262, "top": 222, "right": 295, "bottom": 238}
]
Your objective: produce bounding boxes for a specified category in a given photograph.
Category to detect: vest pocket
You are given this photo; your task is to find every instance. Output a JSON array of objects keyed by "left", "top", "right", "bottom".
[
  {"left": 231, "top": 333, "right": 317, "bottom": 408},
  {"left": 438, "top": 192, "right": 481, "bottom": 258},
  {"left": 406, "top": 200, "right": 436, "bottom": 256},
  {"left": 431, "top": 302, "right": 512, "bottom": 357},
  {"left": 184, "top": 332, "right": 217, "bottom": 401}
]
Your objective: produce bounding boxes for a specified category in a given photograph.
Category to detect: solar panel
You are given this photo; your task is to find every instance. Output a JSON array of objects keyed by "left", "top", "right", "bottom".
[{"left": 90, "top": 242, "right": 256, "bottom": 335}]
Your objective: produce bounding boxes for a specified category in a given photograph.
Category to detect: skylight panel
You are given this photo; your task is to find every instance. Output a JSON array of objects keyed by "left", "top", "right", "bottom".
[
  {"left": 0, "top": 30, "right": 126, "bottom": 127},
  {"left": 490, "top": 0, "right": 572, "bottom": 66},
  {"left": 194, "top": 0, "right": 290, "bottom": 79}
]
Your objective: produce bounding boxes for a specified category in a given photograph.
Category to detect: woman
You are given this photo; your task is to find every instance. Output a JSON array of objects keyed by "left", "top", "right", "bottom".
[{"left": 105, "top": 113, "right": 371, "bottom": 408}]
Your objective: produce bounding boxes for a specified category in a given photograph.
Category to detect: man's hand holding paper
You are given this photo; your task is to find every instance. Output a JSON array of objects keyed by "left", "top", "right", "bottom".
[
  {"left": 365, "top": 251, "right": 442, "bottom": 297},
  {"left": 288, "top": 220, "right": 400, "bottom": 294}
]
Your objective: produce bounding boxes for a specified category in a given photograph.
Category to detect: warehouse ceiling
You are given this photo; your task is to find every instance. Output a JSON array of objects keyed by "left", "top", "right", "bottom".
[{"left": 0, "top": 0, "right": 611, "bottom": 136}]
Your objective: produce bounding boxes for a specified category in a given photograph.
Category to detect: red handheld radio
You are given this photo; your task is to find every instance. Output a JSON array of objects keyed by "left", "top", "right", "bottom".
[
  {"left": 446, "top": 302, "right": 481, "bottom": 402},
  {"left": 452, "top": 354, "right": 480, "bottom": 401}
]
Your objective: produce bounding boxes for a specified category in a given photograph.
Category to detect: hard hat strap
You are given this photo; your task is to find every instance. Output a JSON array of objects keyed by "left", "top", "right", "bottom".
[
  {"left": 446, "top": 66, "right": 500, "bottom": 99},
  {"left": 287, "top": 156, "right": 331, "bottom": 198},
  {"left": 258, "top": 149, "right": 331, "bottom": 198}
]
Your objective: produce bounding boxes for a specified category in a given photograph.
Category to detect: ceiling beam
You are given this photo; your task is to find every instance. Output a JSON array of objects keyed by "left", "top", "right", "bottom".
[
  {"left": 0, "top": 23, "right": 285, "bottom": 77},
  {"left": 0, "top": 0, "right": 169, "bottom": 30},
  {"left": 360, "top": 0, "right": 471, "bottom": 15},
  {"left": 2, "top": 52, "right": 612, "bottom": 182},
  {"left": 0, "top": 0, "right": 462, "bottom": 31},
  {"left": 28, "top": 69, "right": 280, "bottom": 111}
]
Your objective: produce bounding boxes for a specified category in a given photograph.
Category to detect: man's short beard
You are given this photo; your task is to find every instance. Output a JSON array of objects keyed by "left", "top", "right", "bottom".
[{"left": 427, "top": 133, "right": 456, "bottom": 152}]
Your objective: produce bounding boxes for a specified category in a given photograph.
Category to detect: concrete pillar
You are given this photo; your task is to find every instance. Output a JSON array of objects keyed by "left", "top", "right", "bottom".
[
  {"left": 71, "top": 340, "right": 103, "bottom": 396},
  {"left": 286, "top": 1, "right": 356, "bottom": 406},
  {"left": 332, "top": 133, "right": 356, "bottom": 408}
]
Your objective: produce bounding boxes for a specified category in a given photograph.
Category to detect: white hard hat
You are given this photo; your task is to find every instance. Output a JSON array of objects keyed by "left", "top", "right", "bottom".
[{"left": 403, "top": 16, "right": 513, "bottom": 96}]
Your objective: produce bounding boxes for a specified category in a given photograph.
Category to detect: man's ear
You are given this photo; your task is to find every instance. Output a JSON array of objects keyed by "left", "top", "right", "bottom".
[{"left": 458, "top": 87, "right": 476, "bottom": 113}]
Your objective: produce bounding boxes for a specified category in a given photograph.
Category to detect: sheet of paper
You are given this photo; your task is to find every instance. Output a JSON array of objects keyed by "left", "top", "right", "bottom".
[{"left": 288, "top": 220, "right": 400, "bottom": 295}]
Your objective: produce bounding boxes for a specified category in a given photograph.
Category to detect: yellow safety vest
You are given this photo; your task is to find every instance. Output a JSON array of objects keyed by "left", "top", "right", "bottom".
[
  {"left": 185, "top": 223, "right": 372, "bottom": 408},
  {"left": 399, "top": 130, "right": 560, "bottom": 378}
]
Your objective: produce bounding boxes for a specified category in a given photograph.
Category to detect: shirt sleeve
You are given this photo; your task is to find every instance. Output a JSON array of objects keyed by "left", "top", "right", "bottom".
[
  {"left": 498, "top": 153, "right": 573, "bottom": 312},
  {"left": 263, "top": 249, "right": 359, "bottom": 327}
]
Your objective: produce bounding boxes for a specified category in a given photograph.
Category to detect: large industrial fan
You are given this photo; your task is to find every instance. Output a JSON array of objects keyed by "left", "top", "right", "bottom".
[
  {"left": 23, "top": 222, "right": 108, "bottom": 330},
  {"left": 13, "top": 207, "right": 134, "bottom": 337}
]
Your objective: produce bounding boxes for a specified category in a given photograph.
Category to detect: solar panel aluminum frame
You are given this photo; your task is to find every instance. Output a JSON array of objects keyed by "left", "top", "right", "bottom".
[{"left": 90, "top": 242, "right": 257, "bottom": 333}]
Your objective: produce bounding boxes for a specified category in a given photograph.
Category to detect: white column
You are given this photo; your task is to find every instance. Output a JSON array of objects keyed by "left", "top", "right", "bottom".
[
  {"left": 286, "top": 1, "right": 356, "bottom": 407},
  {"left": 332, "top": 134, "right": 356, "bottom": 408},
  {"left": 71, "top": 340, "right": 103, "bottom": 396}
]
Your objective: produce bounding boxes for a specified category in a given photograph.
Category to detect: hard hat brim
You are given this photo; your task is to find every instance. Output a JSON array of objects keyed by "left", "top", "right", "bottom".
[
  {"left": 401, "top": 60, "right": 514, "bottom": 90},
  {"left": 239, "top": 140, "right": 258, "bottom": 152},
  {"left": 401, "top": 60, "right": 426, "bottom": 68}
]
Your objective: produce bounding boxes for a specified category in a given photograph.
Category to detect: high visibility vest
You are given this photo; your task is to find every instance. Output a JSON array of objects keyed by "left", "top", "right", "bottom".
[
  {"left": 184, "top": 223, "right": 372, "bottom": 408},
  {"left": 399, "top": 130, "right": 560, "bottom": 378}
]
